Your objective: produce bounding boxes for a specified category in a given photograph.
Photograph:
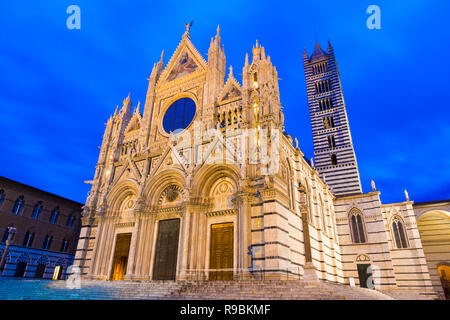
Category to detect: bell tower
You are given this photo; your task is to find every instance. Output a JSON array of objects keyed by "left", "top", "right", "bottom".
[{"left": 303, "top": 41, "right": 362, "bottom": 196}]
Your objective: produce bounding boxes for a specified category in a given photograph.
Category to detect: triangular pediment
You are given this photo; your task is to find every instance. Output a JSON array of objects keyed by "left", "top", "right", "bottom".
[
  {"left": 158, "top": 36, "right": 207, "bottom": 87},
  {"left": 124, "top": 112, "right": 142, "bottom": 135},
  {"left": 218, "top": 69, "right": 242, "bottom": 103},
  {"left": 149, "top": 145, "right": 190, "bottom": 177}
]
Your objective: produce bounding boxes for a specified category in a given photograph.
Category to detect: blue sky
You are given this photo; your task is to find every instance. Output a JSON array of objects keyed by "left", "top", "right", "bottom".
[{"left": 0, "top": 1, "right": 449, "bottom": 204}]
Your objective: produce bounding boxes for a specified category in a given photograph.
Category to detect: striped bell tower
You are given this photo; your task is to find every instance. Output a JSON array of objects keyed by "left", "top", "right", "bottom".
[{"left": 303, "top": 40, "right": 362, "bottom": 196}]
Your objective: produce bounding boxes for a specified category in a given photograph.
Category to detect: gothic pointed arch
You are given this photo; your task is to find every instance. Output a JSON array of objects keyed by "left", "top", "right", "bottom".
[
  {"left": 144, "top": 168, "right": 187, "bottom": 207},
  {"left": 106, "top": 179, "right": 139, "bottom": 216},
  {"left": 391, "top": 215, "right": 409, "bottom": 248},
  {"left": 191, "top": 163, "right": 240, "bottom": 198},
  {"left": 348, "top": 208, "right": 367, "bottom": 243}
]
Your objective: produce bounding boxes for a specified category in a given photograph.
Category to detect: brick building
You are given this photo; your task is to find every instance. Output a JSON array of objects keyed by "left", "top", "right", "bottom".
[{"left": 0, "top": 176, "right": 82, "bottom": 279}]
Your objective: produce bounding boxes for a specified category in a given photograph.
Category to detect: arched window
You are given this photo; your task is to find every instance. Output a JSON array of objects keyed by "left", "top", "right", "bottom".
[
  {"left": 22, "top": 231, "right": 35, "bottom": 247},
  {"left": 60, "top": 239, "right": 70, "bottom": 252},
  {"left": 31, "top": 201, "right": 43, "bottom": 220},
  {"left": 330, "top": 154, "right": 338, "bottom": 165},
  {"left": 42, "top": 235, "right": 53, "bottom": 250},
  {"left": 12, "top": 195, "right": 25, "bottom": 215},
  {"left": 392, "top": 216, "right": 408, "bottom": 248},
  {"left": 66, "top": 212, "right": 76, "bottom": 227},
  {"left": 0, "top": 189, "right": 5, "bottom": 208},
  {"left": 50, "top": 207, "right": 60, "bottom": 224},
  {"left": 349, "top": 209, "right": 367, "bottom": 243}
]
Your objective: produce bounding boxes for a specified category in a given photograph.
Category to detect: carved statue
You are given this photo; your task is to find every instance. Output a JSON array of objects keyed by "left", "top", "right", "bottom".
[
  {"left": 371, "top": 179, "right": 376, "bottom": 192},
  {"left": 184, "top": 20, "right": 193, "bottom": 33},
  {"left": 81, "top": 206, "right": 90, "bottom": 217},
  {"left": 404, "top": 189, "right": 409, "bottom": 201}
]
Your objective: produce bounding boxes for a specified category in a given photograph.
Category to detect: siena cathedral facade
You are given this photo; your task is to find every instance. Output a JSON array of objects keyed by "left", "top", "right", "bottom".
[{"left": 74, "top": 25, "right": 450, "bottom": 299}]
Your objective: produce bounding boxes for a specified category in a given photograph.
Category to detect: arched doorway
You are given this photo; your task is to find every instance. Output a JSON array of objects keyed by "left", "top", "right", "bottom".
[
  {"left": 111, "top": 233, "right": 132, "bottom": 280},
  {"left": 417, "top": 210, "right": 450, "bottom": 297},
  {"left": 437, "top": 264, "right": 450, "bottom": 300}
]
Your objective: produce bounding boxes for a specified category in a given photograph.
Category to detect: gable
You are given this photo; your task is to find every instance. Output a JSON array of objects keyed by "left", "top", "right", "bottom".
[
  {"left": 158, "top": 36, "right": 207, "bottom": 87},
  {"left": 221, "top": 84, "right": 241, "bottom": 101}
]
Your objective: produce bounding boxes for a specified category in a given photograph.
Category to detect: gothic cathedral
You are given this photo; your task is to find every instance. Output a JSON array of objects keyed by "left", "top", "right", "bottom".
[{"left": 74, "top": 25, "right": 450, "bottom": 299}]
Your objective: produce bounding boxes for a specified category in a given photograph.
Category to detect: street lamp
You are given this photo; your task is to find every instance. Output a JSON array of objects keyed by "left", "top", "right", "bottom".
[{"left": 0, "top": 227, "right": 16, "bottom": 274}]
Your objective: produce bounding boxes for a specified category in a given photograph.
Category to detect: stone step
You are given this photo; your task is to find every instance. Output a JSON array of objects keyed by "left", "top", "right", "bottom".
[{"left": 0, "top": 278, "right": 435, "bottom": 300}]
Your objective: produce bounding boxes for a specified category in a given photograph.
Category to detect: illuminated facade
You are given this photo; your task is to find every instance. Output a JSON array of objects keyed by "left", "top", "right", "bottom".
[
  {"left": 0, "top": 176, "right": 82, "bottom": 280},
  {"left": 74, "top": 25, "right": 449, "bottom": 299}
]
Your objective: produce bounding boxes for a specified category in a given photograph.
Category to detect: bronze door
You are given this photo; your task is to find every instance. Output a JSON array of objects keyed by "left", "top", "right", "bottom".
[
  {"left": 111, "top": 233, "right": 132, "bottom": 280},
  {"left": 153, "top": 219, "right": 180, "bottom": 280},
  {"left": 209, "top": 223, "right": 234, "bottom": 280}
]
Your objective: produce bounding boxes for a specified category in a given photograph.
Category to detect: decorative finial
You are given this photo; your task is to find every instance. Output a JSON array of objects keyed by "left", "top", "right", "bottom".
[
  {"left": 256, "top": 39, "right": 259, "bottom": 48},
  {"left": 217, "top": 24, "right": 220, "bottom": 34},
  {"left": 404, "top": 189, "right": 409, "bottom": 201},
  {"left": 371, "top": 179, "right": 376, "bottom": 192},
  {"left": 229, "top": 65, "right": 233, "bottom": 77},
  {"left": 160, "top": 50, "right": 164, "bottom": 61},
  {"left": 134, "top": 101, "right": 140, "bottom": 114}
]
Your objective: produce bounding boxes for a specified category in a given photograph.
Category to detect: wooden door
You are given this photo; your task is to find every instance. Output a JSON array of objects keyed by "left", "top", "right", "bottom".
[
  {"left": 153, "top": 219, "right": 180, "bottom": 280},
  {"left": 111, "top": 233, "right": 132, "bottom": 280},
  {"left": 209, "top": 223, "right": 234, "bottom": 280}
]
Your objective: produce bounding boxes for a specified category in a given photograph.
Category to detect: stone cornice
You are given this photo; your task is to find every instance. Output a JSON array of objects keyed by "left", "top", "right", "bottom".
[{"left": 206, "top": 209, "right": 237, "bottom": 217}]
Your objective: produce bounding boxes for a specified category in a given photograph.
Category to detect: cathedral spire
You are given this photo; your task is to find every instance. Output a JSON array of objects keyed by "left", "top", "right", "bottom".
[
  {"left": 228, "top": 65, "right": 233, "bottom": 78},
  {"left": 215, "top": 24, "right": 221, "bottom": 44},
  {"left": 122, "top": 93, "right": 132, "bottom": 113},
  {"left": 134, "top": 101, "right": 140, "bottom": 115}
]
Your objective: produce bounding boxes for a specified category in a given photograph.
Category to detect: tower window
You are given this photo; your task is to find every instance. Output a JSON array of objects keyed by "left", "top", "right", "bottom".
[
  {"left": 327, "top": 135, "right": 336, "bottom": 148},
  {"left": 323, "top": 116, "right": 335, "bottom": 129},
  {"left": 315, "top": 80, "right": 331, "bottom": 94},
  {"left": 330, "top": 154, "right": 337, "bottom": 165},
  {"left": 318, "top": 98, "right": 333, "bottom": 111},
  {"left": 312, "top": 62, "right": 328, "bottom": 75}
]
